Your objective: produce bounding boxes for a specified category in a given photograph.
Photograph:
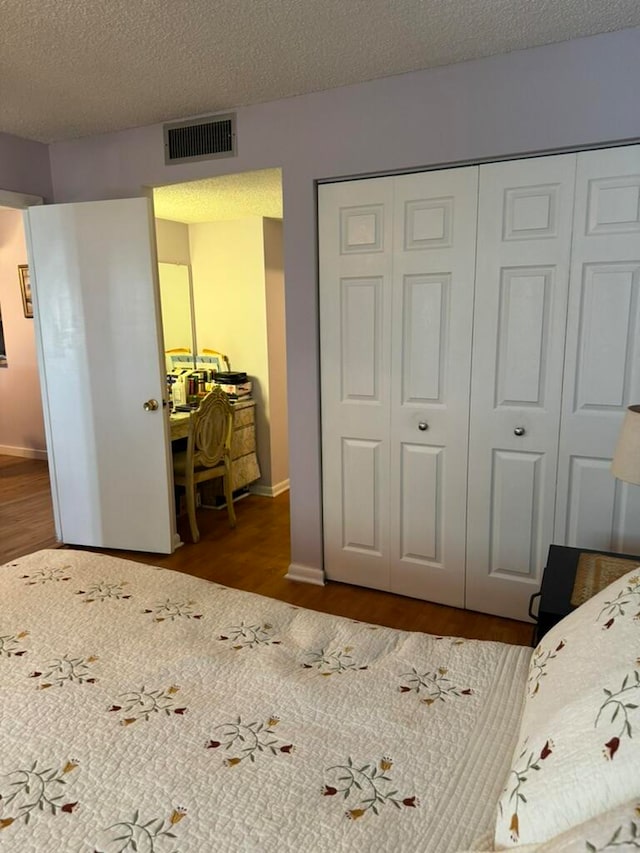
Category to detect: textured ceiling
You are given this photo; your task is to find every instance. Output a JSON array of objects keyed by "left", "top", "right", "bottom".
[
  {"left": 153, "top": 169, "right": 282, "bottom": 223},
  {"left": 1, "top": 1, "right": 639, "bottom": 144}
]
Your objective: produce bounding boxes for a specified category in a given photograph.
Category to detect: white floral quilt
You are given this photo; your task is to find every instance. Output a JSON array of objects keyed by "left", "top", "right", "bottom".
[{"left": 0, "top": 549, "right": 532, "bottom": 852}]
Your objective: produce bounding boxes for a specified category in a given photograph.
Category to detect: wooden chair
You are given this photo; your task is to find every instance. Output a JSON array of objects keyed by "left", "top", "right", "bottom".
[
  {"left": 200, "top": 348, "right": 231, "bottom": 372},
  {"left": 172, "top": 387, "right": 236, "bottom": 542}
]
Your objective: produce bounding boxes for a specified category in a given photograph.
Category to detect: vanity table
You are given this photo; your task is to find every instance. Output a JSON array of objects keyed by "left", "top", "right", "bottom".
[{"left": 169, "top": 398, "right": 260, "bottom": 495}]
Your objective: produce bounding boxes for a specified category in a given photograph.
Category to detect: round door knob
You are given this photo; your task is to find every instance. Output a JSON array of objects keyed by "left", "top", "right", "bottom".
[
  {"left": 514, "top": 426, "right": 526, "bottom": 436},
  {"left": 418, "top": 421, "right": 429, "bottom": 431},
  {"left": 143, "top": 399, "right": 159, "bottom": 412}
]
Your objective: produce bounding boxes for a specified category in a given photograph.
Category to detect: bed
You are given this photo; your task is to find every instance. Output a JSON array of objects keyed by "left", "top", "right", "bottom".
[{"left": 0, "top": 549, "right": 638, "bottom": 852}]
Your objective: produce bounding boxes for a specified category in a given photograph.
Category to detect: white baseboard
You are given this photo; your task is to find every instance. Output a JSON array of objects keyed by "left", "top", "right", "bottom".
[
  {"left": 0, "top": 445, "right": 47, "bottom": 461},
  {"left": 249, "top": 479, "right": 290, "bottom": 498},
  {"left": 285, "top": 562, "right": 325, "bottom": 586}
]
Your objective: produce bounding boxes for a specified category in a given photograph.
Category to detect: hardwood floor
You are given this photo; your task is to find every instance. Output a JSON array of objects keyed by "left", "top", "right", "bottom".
[
  {"left": 0, "top": 454, "right": 58, "bottom": 562},
  {"left": 0, "top": 454, "right": 533, "bottom": 646}
]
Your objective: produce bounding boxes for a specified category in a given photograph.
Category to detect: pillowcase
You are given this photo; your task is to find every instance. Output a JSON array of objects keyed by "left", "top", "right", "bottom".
[
  {"left": 493, "top": 566, "right": 640, "bottom": 849},
  {"left": 534, "top": 798, "right": 640, "bottom": 852}
]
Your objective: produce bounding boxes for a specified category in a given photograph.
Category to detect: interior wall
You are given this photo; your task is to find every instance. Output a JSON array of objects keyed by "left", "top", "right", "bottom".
[
  {"left": 0, "top": 208, "right": 46, "bottom": 457},
  {"left": 0, "top": 132, "right": 52, "bottom": 200},
  {"left": 155, "top": 218, "right": 190, "bottom": 265},
  {"left": 188, "top": 217, "right": 274, "bottom": 485},
  {"left": 46, "top": 27, "right": 640, "bottom": 575}
]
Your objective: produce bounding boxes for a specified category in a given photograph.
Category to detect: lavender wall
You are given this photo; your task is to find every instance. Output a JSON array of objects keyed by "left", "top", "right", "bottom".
[
  {"left": 0, "top": 133, "right": 52, "bottom": 201},
  {"left": 47, "top": 28, "right": 640, "bottom": 574}
]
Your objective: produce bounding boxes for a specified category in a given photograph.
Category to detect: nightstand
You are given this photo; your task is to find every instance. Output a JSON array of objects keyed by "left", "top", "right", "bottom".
[{"left": 529, "top": 544, "right": 640, "bottom": 646}]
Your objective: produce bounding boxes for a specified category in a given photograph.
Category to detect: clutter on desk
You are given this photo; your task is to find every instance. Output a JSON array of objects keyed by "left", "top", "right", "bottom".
[
  {"left": 213, "top": 372, "right": 252, "bottom": 400},
  {"left": 166, "top": 367, "right": 252, "bottom": 410}
]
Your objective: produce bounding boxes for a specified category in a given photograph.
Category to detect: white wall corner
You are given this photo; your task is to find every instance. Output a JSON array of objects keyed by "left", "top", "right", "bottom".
[
  {"left": 285, "top": 561, "right": 325, "bottom": 586},
  {"left": 0, "top": 444, "right": 47, "bottom": 461}
]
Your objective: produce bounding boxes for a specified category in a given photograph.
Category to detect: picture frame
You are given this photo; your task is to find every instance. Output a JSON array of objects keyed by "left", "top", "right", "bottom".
[{"left": 18, "top": 264, "right": 33, "bottom": 318}]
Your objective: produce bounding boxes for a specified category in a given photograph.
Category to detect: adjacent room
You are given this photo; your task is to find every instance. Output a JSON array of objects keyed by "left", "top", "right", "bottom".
[{"left": 1, "top": 3, "right": 639, "bottom": 850}]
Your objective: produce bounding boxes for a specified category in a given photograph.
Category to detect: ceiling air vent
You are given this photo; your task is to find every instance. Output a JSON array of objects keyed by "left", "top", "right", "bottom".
[{"left": 163, "top": 113, "right": 236, "bottom": 165}]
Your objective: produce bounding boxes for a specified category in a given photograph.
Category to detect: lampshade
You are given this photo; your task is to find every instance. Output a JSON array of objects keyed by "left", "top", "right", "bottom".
[{"left": 611, "top": 404, "right": 640, "bottom": 485}]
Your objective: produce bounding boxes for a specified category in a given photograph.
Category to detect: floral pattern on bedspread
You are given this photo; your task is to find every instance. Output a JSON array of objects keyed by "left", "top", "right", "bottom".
[
  {"left": 323, "top": 756, "right": 419, "bottom": 820},
  {"left": 0, "top": 549, "right": 532, "bottom": 852},
  {"left": 217, "top": 621, "right": 282, "bottom": 649},
  {"left": 596, "top": 574, "right": 640, "bottom": 630},
  {"left": 398, "top": 666, "right": 474, "bottom": 705},
  {"left": 301, "top": 646, "right": 369, "bottom": 675},
  {"left": 75, "top": 581, "right": 132, "bottom": 603},
  {"left": 205, "top": 715, "right": 294, "bottom": 765},
  {"left": 108, "top": 684, "right": 187, "bottom": 725},
  {"left": 142, "top": 600, "right": 203, "bottom": 622},
  {"left": 527, "top": 639, "right": 566, "bottom": 697},
  {"left": 498, "top": 738, "right": 554, "bottom": 842},
  {"left": 29, "top": 653, "right": 99, "bottom": 688},
  {"left": 0, "top": 758, "right": 80, "bottom": 831},
  {"left": 94, "top": 806, "right": 187, "bottom": 853},
  {"left": 0, "top": 631, "right": 29, "bottom": 658},
  {"left": 596, "top": 669, "right": 640, "bottom": 760},
  {"left": 20, "top": 565, "right": 72, "bottom": 584}
]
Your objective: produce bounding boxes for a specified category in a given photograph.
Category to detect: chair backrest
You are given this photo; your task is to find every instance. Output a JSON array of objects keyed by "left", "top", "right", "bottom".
[
  {"left": 199, "top": 349, "right": 231, "bottom": 372},
  {"left": 188, "top": 386, "right": 233, "bottom": 469}
]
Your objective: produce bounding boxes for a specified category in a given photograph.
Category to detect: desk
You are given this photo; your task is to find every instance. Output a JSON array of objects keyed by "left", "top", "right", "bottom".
[
  {"left": 169, "top": 399, "right": 260, "bottom": 494},
  {"left": 169, "top": 410, "right": 191, "bottom": 441}
]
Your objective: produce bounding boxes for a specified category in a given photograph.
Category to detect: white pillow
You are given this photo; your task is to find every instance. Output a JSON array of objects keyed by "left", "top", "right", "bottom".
[
  {"left": 494, "top": 566, "right": 640, "bottom": 849},
  {"left": 533, "top": 798, "right": 640, "bottom": 852}
]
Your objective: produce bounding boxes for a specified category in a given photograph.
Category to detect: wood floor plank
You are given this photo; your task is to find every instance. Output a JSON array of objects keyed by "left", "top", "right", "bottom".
[
  {"left": 0, "top": 454, "right": 533, "bottom": 646},
  {"left": 0, "top": 455, "right": 58, "bottom": 563}
]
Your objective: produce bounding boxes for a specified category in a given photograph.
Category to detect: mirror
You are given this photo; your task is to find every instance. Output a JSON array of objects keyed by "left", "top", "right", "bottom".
[{"left": 158, "top": 262, "right": 196, "bottom": 370}]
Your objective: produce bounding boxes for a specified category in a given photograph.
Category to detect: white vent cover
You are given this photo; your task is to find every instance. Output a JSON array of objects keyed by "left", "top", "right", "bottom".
[{"left": 163, "top": 114, "right": 236, "bottom": 164}]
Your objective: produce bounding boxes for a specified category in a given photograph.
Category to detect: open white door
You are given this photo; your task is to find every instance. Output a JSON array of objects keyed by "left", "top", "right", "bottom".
[{"left": 25, "top": 197, "right": 177, "bottom": 553}]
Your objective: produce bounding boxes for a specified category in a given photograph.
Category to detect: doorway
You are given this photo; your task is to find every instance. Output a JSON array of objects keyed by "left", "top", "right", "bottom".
[
  {"left": 0, "top": 172, "right": 288, "bottom": 556},
  {"left": 152, "top": 168, "right": 290, "bottom": 505},
  {"left": 0, "top": 191, "right": 57, "bottom": 561}
]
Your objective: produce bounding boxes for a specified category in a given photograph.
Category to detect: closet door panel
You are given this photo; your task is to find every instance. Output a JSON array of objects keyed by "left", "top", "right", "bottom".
[
  {"left": 400, "top": 443, "right": 442, "bottom": 562},
  {"left": 390, "top": 167, "right": 478, "bottom": 606},
  {"left": 564, "top": 457, "right": 617, "bottom": 548},
  {"left": 466, "top": 154, "right": 577, "bottom": 621},
  {"left": 555, "top": 145, "right": 640, "bottom": 555},
  {"left": 319, "top": 177, "right": 394, "bottom": 591},
  {"left": 489, "top": 450, "right": 545, "bottom": 576}
]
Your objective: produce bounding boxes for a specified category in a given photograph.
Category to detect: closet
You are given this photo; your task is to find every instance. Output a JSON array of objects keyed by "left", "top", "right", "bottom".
[{"left": 319, "top": 144, "right": 640, "bottom": 621}]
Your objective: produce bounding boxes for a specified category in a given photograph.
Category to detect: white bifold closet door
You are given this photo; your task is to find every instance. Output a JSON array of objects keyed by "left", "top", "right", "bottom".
[
  {"left": 319, "top": 167, "right": 478, "bottom": 607},
  {"left": 465, "top": 154, "right": 577, "bottom": 620},
  {"left": 554, "top": 145, "right": 640, "bottom": 554},
  {"left": 320, "top": 144, "right": 640, "bottom": 620}
]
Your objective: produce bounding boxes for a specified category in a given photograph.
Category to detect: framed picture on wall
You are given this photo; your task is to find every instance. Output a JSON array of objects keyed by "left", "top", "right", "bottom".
[{"left": 18, "top": 264, "right": 33, "bottom": 318}]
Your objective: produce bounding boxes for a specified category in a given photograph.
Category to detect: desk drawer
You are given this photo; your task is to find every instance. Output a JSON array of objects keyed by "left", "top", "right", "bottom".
[
  {"left": 234, "top": 406, "right": 255, "bottom": 428},
  {"left": 231, "top": 425, "right": 255, "bottom": 459}
]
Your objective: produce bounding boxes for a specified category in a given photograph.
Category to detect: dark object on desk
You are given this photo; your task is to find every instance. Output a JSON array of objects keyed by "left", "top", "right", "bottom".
[
  {"left": 214, "top": 371, "right": 247, "bottom": 383},
  {"left": 529, "top": 544, "right": 640, "bottom": 646}
]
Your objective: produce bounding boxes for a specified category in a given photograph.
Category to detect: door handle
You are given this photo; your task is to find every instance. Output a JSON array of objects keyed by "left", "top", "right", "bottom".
[
  {"left": 143, "top": 399, "right": 159, "bottom": 411},
  {"left": 514, "top": 426, "right": 526, "bottom": 436}
]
